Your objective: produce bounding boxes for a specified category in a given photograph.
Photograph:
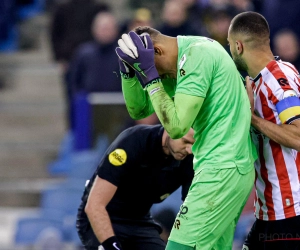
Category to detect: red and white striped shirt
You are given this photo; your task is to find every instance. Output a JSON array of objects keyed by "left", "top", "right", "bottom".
[{"left": 250, "top": 58, "right": 300, "bottom": 221}]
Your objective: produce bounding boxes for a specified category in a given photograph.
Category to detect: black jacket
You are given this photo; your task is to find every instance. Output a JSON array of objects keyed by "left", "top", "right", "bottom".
[
  {"left": 77, "top": 124, "right": 194, "bottom": 247},
  {"left": 50, "top": 0, "right": 109, "bottom": 62}
]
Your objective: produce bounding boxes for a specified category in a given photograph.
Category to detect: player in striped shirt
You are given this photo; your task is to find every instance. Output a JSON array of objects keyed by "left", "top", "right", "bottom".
[{"left": 228, "top": 11, "right": 300, "bottom": 250}]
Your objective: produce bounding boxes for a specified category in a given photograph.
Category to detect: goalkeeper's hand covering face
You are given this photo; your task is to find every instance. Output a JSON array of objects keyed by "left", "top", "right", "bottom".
[{"left": 115, "top": 31, "right": 160, "bottom": 87}]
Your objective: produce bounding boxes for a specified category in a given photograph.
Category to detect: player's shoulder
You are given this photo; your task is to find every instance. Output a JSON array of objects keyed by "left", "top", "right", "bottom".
[
  {"left": 121, "top": 123, "right": 162, "bottom": 135},
  {"left": 278, "top": 60, "right": 300, "bottom": 82},
  {"left": 179, "top": 36, "right": 222, "bottom": 50},
  {"left": 116, "top": 124, "right": 163, "bottom": 145},
  {"left": 262, "top": 58, "right": 300, "bottom": 91},
  {"left": 178, "top": 35, "right": 227, "bottom": 63},
  {"left": 107, "top": 124, "right": 164, "bottom": 164}
]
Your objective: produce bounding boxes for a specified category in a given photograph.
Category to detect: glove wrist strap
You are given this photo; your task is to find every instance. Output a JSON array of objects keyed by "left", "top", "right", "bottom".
[{"left": 145, "top": 77, "right": 162, "bottom": 89}]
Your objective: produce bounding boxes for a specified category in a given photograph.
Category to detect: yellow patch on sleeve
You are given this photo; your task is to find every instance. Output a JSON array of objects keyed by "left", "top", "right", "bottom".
[
  {"left": 108, "top": 149, "right": 127, "bottom": 166},
  {"left": 278, "top": 106, "right": 300, "bottom": 124}
]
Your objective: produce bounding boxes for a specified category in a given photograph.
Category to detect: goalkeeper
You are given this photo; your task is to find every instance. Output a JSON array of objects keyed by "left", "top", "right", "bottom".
[{"left": 115, "top": 27, "right": 255, "bottom": 250}]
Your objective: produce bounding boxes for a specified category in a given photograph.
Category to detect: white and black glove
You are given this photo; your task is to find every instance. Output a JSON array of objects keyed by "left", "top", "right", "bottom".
[
  {"left": 116, "top": 33, "right": 137, "bottom": 79},
  {"left": 115, "top": 32, "right": 151, "bottom": 83}
]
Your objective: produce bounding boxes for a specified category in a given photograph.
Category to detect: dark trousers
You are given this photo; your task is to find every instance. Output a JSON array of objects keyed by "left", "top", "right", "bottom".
[
  {"left": 79, "top": 225, "right": 166, "bottom": 250},
  {"left": 77, "top": 211, "right": 165, "bottom": 250},
  {"left": 244, "top": 215, "right": 300, "bottom": 250}
]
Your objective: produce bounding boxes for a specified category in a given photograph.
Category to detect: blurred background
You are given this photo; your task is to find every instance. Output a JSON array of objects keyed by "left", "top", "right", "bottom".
[{"left": 0, "top": 0, "right": 299, "bottom": 249}]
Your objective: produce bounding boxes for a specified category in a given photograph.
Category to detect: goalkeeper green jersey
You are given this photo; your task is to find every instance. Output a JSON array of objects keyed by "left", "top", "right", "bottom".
[
  {"left": 122, "top": 36, "right": 254, "bottom": 174},
  {"left": 175, "top": 36, "right": 253, "bottom": 174}
]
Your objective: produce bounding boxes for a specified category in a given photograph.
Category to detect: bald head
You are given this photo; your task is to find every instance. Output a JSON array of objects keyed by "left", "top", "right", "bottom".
[{"left": 229, "top": 11, "right": 270, "bottom": 48}]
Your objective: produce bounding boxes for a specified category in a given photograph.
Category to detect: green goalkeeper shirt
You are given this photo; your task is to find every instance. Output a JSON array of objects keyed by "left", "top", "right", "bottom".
[{"left": 121, "top": 36, "right": 255, "bottom": 174}]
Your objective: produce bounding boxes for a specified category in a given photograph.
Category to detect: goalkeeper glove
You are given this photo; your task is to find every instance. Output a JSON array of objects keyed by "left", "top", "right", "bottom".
[
  {"left": 115, "top": 31, "right": 160, "bottom": 88},
  {"left": 118, "top": 59, "right": 135, "bottom": 79}
]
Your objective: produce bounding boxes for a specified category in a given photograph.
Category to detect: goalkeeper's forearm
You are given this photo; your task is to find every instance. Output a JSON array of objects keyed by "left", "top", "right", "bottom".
[
  {"left": 121, "top": 76, "right": 154, "bottom": 120},
  {"left": 147, "top": 81, "right": 203, "bottom": 139}
]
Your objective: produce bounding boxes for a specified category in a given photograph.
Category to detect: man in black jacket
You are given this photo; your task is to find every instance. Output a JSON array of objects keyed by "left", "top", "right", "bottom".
[
  {"left": 49, "top": 0, "right": 110, "bottom": 129},
  {"left": 77, "top": 124, "right": 194, "bottom": 250}
]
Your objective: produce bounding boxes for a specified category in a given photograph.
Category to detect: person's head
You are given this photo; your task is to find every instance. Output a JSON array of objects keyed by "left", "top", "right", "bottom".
[
  {"left": 206, "top": 8, "right": 234, "bottom": 47},
  {"left": 231, "top": 0, "right": 254, "bottom": 12},
  {"left": 92, "top": 12, "right": 119, "bottom": 45},
  {"left": 181, "top": 0, "right": 197, "bottom": 9},
  {"left": 162, "top": 0, "right": 188, "bottom": 27},
  {"left": 134, "top": 26, "right": 178, "bottom": 79},
  {"left": 162, "top": 128, "right": 195, "bottom": 160},
  {"left": 227, "top": 11, "right": 271, "bottom": 73},
  {"left": 127, "top": 8, "right": 153, "bottom": 32},
  {"left": 209, "top": 0, "right": 230, "bottom": 9},
  {"left": 273, "top": 29, "right": 300, "bottom": 63}
]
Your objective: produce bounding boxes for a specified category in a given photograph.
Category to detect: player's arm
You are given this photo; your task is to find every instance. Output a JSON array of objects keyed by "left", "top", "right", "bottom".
[
  {"left": 116, "top": 32, "right": 206, "bottom": 138},
  {"left": 85, "top": 141, "right": 133, "bottom": 249},
  {"left": 147, "top": 84, "right": 203, "bottom": 139},
  {"left": 85, "top": 176, "right": 117, "bottom": 244},
  {"left": 121, "top": 76, "right": 155, "bottom": 119},
  {"left": 251, "top": 116, "right": 300, "bottom": 151},
  {"left": 246, "top": 77, "right": 300, "bottom": 151},
  {"left": 116, "top": 37, "right": 155, "bottom": 120},
  {"left": 85, "top": 128, "right": 143, "bottom": 249}
]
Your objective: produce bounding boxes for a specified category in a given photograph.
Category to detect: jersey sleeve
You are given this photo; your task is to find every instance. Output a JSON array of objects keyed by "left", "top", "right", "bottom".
[
  {"left": 96, "top": 131, "right": 143, "bottom": 186},
  {"left": 175, "top": 41, "right": 215, "bottom": 98},
  {"left": 121, "top": 77, "right": 175, "bottom": 119},
  {"left": 147, "top": 82, "right": 203, "bottom": 139},
  {"left": 267, "top": 67, "right": 300, "bottom": 124},
  {"left": 276, "top": 95, "right": 300, "bottom": 124},
  {"left": 143, "top": 41, "right": 216, "bottom": 139},
  {"left": 121, "top": 76, "right": 154, "bottom": 120}
]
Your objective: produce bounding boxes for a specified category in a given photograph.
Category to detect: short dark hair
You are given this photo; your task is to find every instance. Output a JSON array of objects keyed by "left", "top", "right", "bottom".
[
  {"left": 133, "top": 26, "right": 161, "bottom": 43},
  {"left": 230, "top": 11, "right": 270, "bottom": 38}
]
